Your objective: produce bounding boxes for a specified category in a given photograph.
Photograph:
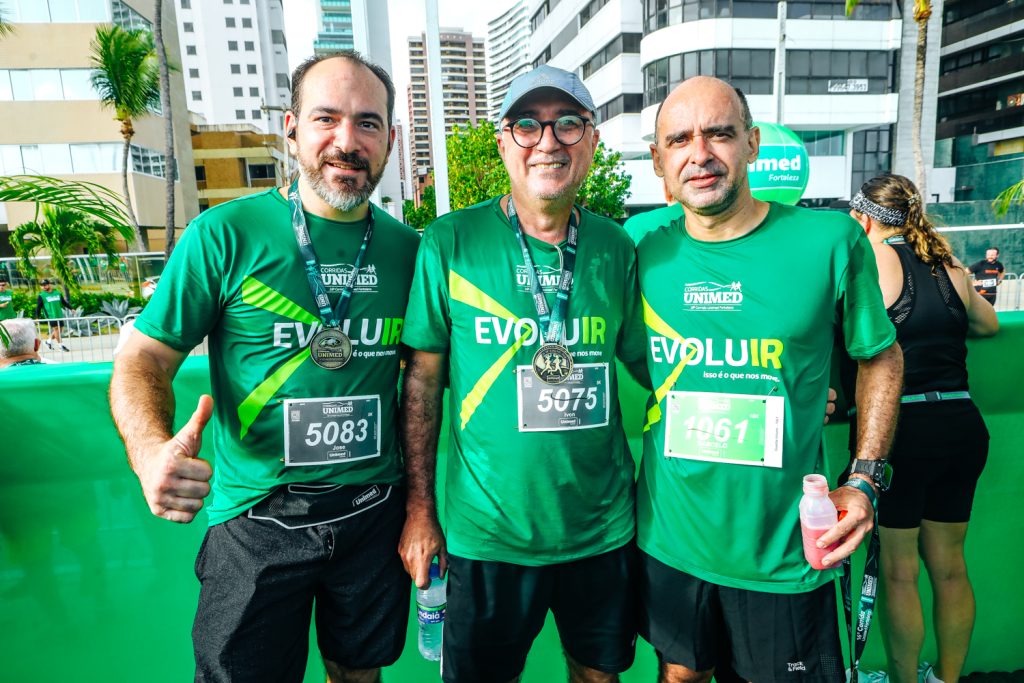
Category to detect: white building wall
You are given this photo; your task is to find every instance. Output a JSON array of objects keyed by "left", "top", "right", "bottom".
[{"left": 176, "top": 0, "right": 289, "bottom": 136}]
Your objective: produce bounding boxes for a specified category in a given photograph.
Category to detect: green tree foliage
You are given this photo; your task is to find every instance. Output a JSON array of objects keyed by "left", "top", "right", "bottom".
[
  {"left": 10, "top": 204, "right": 135, "bottom": 299},
  {"left": 0, "top": 175, "right": 135, "bottom": 230},
  {"left": 994, "top": 178, "right": 1024, "bottom": 218},
  {"left": 435, "top": 122, "right": 631, "bottom": 219},
  {"left": 578, "top": 143, "right": 632, "bottom": 219},
  {"left": 447, "top": 121, "right": 509, "bottom": 209},
  {"left": 404, "top": 184, "right": 437, "bottom": 231},
  {"left": 90, "top": 25, "right": 160, "bottom": 247}
]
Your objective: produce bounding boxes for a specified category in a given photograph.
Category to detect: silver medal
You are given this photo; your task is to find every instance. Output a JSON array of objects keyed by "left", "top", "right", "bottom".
[
  {"left": 532, "top": 343, "right": 573, "bottom": 385},
  {"left": 309, "top": 328, "right": 353, "bottom": 370}
]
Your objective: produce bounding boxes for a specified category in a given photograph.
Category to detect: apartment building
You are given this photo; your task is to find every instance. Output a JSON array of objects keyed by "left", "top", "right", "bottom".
[
  {"left": 176, "top": 0, "right": 291, "bottom": 136},
  {"left": 408, "top": 29, "right": 489, "bottom": 195},
  {"left": 487, "top": 1, "right": 532, "bottom": 122},
  {"left": 0, "top": 0, "right": 199, "bottom": 253},
  {"left": 313, "top": 0, "right": 355, "bottom": 54}
]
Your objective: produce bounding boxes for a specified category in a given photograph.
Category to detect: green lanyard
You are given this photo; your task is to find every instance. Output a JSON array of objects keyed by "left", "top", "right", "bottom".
[
  {"left": 288, "top": 179, "right": 374, "bottom": 329},
  {"left": 506, "top": 196, "right": 579, "bottom": 345}
]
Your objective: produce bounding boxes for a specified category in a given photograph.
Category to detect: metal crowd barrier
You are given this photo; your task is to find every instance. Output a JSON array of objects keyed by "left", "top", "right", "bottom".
[
  {"left": 997, "top": 273, "right": 1020, "bottom": 312},
  {"left": 32, "top": 315, "right": 208, "bottom": 363}
]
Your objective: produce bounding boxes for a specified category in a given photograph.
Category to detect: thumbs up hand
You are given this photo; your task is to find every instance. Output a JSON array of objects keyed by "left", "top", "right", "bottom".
[{"left": 135, "top": 395, "right": 215, "bottom": 524}]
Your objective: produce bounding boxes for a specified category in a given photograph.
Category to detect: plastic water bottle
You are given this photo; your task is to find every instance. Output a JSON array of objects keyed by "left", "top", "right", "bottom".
[
  {"left": 799, "top": 474, "right": 839, "bottom": 570},
  {"left": 416, "top": 562, "right": 446, "bottom": 661}
]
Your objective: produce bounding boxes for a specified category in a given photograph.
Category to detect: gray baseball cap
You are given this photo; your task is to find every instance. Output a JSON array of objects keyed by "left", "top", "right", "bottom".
[{"left": 497, "top": 65, "right": 596, "bottom": 123}]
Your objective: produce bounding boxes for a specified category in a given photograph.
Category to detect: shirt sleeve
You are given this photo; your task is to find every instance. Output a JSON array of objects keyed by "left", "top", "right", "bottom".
[
  {"left": 402, "top": 221, "right": 452, "bottom": 353},
  {"left": 838, "top": 228, "right": 896, "bottom": 360},
  {"left": 134, "top": 217, "right": 225, "bottom": 352}
]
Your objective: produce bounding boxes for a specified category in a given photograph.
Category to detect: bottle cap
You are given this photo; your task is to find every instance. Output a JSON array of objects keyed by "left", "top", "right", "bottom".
[
  {"left": 802, "top": 473, "right": 829, "bottom": 495},
  {"left": 428, "top": 562, "right": 441, "bottom": 580}
]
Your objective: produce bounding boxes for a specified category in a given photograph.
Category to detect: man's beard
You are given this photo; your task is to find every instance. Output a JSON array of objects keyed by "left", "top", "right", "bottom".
[{"left": 301, "top": 150, "right": 385, "bottom": 213}]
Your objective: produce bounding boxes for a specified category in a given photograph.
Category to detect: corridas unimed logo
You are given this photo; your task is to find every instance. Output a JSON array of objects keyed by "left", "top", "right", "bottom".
[
  {"left": 321, "top": 263, "right": 379, "bottom": 294},
  {"left": 683, "top": 281, "right": 743, "bottom": 312}
]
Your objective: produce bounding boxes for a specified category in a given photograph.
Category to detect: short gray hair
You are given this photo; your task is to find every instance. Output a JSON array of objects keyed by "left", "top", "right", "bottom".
[{"left": 0, "top": 319, "right": 38, "bottom": 358}]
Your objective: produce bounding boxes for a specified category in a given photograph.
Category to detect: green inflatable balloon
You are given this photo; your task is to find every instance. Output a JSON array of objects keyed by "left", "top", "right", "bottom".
[{"left": 748, "top": 122, "right": 809, "bottom": 205}]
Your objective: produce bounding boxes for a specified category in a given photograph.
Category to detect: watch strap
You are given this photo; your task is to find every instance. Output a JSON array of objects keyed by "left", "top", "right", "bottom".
[{"left": 842, "top": 478, "right": 877, "bottom": 509}]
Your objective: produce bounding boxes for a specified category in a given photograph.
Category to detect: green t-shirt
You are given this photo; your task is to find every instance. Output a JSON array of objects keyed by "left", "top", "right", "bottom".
[
  {"left": 135, "top": 188, "right": 420, "bottom": 525},
  {"left": 403, "top": 196, "right": 645, "bottom": 565},
  {"left": 623, "top": 203, "right": 684, "bottom": 246},
  {"left": 635, "top": 203, "right": 895, "bottom": 594},
  {"left": 38, "top": 291, "right": 64, "bottom": 319},
  {"left": 0, "top": 291, "right": 14, "bottom": 320}
]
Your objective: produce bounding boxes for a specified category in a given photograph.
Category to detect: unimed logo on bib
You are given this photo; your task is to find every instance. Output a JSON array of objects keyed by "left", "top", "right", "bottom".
[
  {"left": 683, "top": 281, "right": 743, "bottom": 312},
  {"left": 321, "top": 263, "right": 379, "bottom": 293}
]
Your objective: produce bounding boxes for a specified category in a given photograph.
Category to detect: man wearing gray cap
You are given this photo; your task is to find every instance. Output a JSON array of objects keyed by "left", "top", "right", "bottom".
[{"left": 399, "top": 64, "right": 646, "bottom": 682}]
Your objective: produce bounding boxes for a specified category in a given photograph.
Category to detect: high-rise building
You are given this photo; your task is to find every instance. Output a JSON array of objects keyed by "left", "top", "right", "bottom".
[
  {"left": 487, "top": 1, "right": 531, "bottom": 122},
  {"left": 407, "top": 29, "right": 489, "bottom": 194},
  {"left": 0, "top": 0, "right": 199, "bottom": 253},
  {"left": 176, "top": 0, "right": 291, "bottom": 136},
  {"left": 313, "top": 0, "right": 354, "bottom": 55},
  {"left": 394, "top": 122, "right": 410, "bottom": 201}
]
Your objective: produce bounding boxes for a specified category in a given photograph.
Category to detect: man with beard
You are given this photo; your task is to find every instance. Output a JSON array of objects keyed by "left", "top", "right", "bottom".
[
  {"left": 634, "top": 77, "right": 902, "bottom": 683},
  {"left": 968, "top": 246, "right": 1005, "bottom": 305},
  {"left": 399, "top": 65, "right": 645, "bottom": 683},
  {"left": 109, "top": 52, "right": 418, "bottom": 683}
]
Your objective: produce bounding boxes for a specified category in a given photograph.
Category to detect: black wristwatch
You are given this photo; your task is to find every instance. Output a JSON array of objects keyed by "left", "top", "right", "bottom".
[{"left": 848, "top": 458, "right": 893, "bottom": 492}]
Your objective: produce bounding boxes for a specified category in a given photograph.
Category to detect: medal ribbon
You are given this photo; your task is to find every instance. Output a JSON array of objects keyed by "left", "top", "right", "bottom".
[
  {"left": 288, "top": 179, "right": 374, "bottom": 329},
  {"left": 507, "top": 196, "right": 579, "bottom": 345}
]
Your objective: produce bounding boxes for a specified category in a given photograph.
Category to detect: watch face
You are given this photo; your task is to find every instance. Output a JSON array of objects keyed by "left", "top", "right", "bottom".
[{"left": 851, "top": 459, "right": 892, "bottom": 491}]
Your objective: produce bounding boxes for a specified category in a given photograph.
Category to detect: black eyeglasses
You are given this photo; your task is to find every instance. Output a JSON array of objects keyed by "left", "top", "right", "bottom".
[{"left": 503, "top": 115, "right": 593, "bottom": 148}]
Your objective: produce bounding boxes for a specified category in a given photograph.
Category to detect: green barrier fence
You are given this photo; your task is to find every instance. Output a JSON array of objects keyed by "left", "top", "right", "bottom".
[{"left": 2, "top": 313, "right": 1022, "bottom": 681}]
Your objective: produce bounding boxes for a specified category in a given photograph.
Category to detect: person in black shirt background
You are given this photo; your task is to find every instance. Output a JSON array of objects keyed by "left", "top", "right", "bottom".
[{"left": 968, "top": 247, "right": 1005, "bottom": 305}]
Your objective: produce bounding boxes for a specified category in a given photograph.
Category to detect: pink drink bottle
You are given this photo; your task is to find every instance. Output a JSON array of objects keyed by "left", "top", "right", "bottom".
[{"left": 799, "top": 474, "right": 839, "bottom": 570}]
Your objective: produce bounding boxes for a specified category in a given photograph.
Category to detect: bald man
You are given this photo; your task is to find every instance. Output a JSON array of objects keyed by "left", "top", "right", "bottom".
[{"left": 631, "top": 77, "right": 903, "bottom": 683}]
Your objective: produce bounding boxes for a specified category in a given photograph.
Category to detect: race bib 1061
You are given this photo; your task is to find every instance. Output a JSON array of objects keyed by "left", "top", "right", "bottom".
[{"left": 664, "top": 391, "right": 784, "bottom": 467}]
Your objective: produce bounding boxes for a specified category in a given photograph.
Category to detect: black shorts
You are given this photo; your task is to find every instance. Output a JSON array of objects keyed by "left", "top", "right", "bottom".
[
  {"left": 192, "top": 483, "right": 409, "bottom": 682},
  {"left": 441, "top": 542, "right": 637, "bottom": 683},
  {"left": 638, "top": 552, "right": 844, "bottom": 683},
  {"left": 847, "top": 401, "right": 989, "bottom": 528},
  {"left": 881, "top": 402, "right": 989, "bottom": 528}
]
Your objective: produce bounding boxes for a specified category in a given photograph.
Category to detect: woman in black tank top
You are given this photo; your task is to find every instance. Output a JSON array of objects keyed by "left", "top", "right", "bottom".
[{"left": 847, "top": 174, "right": 998, "bottom": 683}]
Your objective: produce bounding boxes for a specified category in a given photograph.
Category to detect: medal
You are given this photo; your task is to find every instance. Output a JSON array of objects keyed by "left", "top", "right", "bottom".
[
  {"left": 532, "top": 343, "right": 573, "bottom": 384},
  {"left": 309, "top": 328, "right": 353, "bottom": 370}
]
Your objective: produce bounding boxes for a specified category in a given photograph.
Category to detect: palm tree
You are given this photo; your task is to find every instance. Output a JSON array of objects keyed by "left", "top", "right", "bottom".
[
  {"left": 153, "top": 0, "right": 177, "bottom": 260},
  {"left": 0, "top": 174, "right": 135, "bottom": 348},
  {"left": 10, "top": 204, "right": 135, "bottom": 300},
  {"left": 846, "top": 0, "right": 932, "bottom": 201},
  {"left": 90, "top": 25, "right": 160, "bottom": 251},
  {"left": 0, "top": 175, "right": 135, "bottom": 229}
]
